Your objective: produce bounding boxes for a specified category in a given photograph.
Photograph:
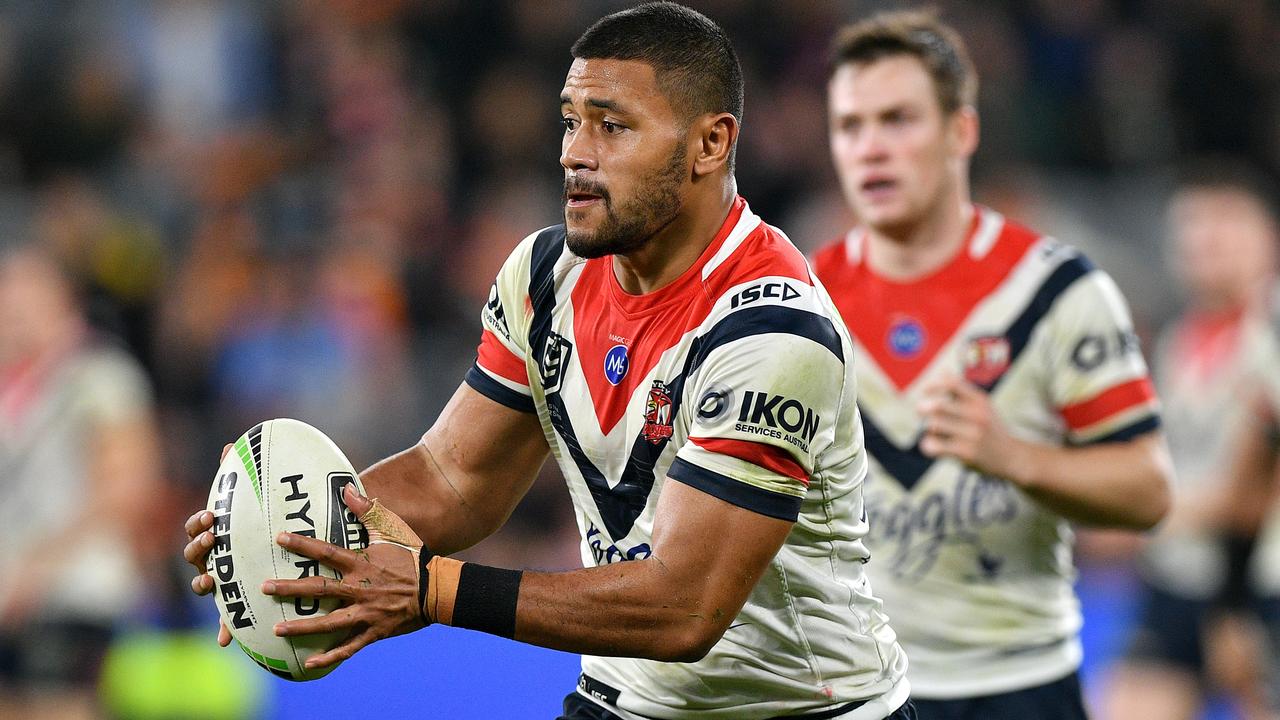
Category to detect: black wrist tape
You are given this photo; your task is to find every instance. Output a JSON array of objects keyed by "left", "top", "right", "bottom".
[
  {"left": 1217, "top": 531, "right": 1257, "bottom": 610},
  {"left": 452, "top": 563, "right": 523, "bottom": 638}
]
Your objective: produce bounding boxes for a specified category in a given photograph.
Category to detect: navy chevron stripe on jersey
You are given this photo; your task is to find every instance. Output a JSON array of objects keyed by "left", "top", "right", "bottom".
[
  {"left": 860, "top": 411, "right": 934, "bottom": 491},
  {"left": 527, "top": 246, "right": 844, "bottom": 540},
  {"left": 863, "top": 253, "right": 1095, "bottom": 491},
  {"left": 984, "top": 253, "right": 1094, "bottom": 392},
  {"left": 465, "top": 364, "right": 536, "bottom": 413}
]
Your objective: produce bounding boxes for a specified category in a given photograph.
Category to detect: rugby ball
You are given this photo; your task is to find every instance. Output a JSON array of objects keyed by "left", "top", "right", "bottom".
[{"left": 206, "top": 419, "right": 369, "bottom": 681}]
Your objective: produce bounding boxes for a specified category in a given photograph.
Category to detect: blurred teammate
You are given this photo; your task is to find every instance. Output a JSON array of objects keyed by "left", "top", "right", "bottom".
[
  {"left": 1104, "top": 161, "right": 1279, "bottom": 720},
  {"left": 811, "top": 11, "right": 1172, "bottom": 720},
  {"left": 0, "top": 246, "right": 162, "bottom": 719},
  {"left": 186, "top": 4, "right": 913, "bottom": 719}
]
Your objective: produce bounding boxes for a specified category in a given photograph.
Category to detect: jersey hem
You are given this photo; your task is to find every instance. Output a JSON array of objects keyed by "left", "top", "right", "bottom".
[{"left": 465, "top": 364, "right": 535, "bottom": 413}]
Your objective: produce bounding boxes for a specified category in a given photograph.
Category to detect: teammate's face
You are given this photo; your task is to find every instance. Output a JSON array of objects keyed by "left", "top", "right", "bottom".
[
  {"left": 559, "top": 58, "right": 689, "bottom": 259},
  {"left": 828, "top": 55, "right": 973, "bottom": 236},
  {"left": 1169, "top": 187, "right": 1277, "bottom": 303}
]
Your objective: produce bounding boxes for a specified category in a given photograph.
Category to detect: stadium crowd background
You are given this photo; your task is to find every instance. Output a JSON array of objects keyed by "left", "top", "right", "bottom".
[{"left": 1, "top": 0, "right": 1278, "bottom": 718}]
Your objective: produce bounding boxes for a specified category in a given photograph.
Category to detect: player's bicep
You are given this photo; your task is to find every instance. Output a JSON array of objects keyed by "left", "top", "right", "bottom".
[
  {"left": 648, "top": 477, "right": 793, "bottom": 643},
  {"left": 423, "top": 382, "right": 550, "bottom": 514}
]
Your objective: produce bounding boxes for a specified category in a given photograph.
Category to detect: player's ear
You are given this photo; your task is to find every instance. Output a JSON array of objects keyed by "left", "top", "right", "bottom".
[
  {"left": 691, "top": 112, "right": 738, "bottom": 178},
  {"left": 949, "top": 105, "right": 979, "bottom": 159}
]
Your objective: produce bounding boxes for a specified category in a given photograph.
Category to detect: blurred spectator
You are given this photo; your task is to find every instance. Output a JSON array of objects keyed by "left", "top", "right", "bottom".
[
  {"left": 1103, "top": 160, "right": 1280, "bottom": 720},
  {"left": 0, "top": 246, "right": 162, "bottom": 720}
]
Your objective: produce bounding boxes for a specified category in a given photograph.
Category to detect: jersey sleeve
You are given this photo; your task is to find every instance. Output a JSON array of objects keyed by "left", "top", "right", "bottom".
[
  {"left": 1040, "top": 266, "right": 1161, "bottom": 444},
  {"left": 668, "top": 305, "right": 846, "bottom": 522},
  {"left": 463, "top": 231, "right": 539, "bottom": 413}
]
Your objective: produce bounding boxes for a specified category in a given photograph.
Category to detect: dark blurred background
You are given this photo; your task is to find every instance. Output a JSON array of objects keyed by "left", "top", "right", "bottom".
[{"left": 0, "top": 1, "right": 1277, "bottom": 718}]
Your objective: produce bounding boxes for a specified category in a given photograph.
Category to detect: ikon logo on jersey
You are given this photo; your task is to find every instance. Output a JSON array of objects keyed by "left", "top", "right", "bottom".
[
  {"left": 963, "top": 336, "right": 1010, "bottom": 386},
  {"left": 641, "top": 380, "right": 674, "bottom": 444},
  {"left": 735, "top": 390, "right": 820, "bottom": 449},
  {"left": 888, "top": 317, "right": 926, "bottom": 358},
  {"left": 604, "top": 344, "right": 629, "bottom": 385}
]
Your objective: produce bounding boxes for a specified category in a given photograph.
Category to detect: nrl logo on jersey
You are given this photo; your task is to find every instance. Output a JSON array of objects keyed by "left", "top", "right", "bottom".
[
  {"left": 539, "top": 332, "right": 573, "bottom": 393},
  {"left": 963, "top": 335, "right": 1010, "bottom": 386},
  {"left": 641, "top": 380, "right": 674, "bottom": 444}
]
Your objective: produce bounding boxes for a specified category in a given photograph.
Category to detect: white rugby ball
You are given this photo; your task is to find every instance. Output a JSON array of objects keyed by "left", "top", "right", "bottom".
[{"left": 206, "top": 419, "right": 369, "bottom": 681}]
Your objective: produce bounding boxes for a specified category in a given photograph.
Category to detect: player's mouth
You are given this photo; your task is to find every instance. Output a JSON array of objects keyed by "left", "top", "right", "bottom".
[
  {"left": 566, "top": 192, "right": 603, "bottom": 208},
  {"left": 564, "top": 178, "right": 608, "bottom": 210},
  {"left": 860, "top": 176, "right": 898, "bottom": 202}
]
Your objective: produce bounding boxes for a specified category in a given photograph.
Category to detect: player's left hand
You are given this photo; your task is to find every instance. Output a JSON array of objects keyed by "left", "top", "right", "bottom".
[
  {"left": 262, "top": 484, "right": 427, "bottom": 669},
  {"left": 917, "top": 374, "right": 1025, "bottom": 481}
]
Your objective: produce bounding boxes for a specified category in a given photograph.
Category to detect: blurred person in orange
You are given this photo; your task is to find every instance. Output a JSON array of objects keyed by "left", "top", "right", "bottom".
[
  {"left": 1103, "top": 161, "right": 1280, "bottom": 720},
  {"left": 0, "top": 245, "right": 162, "bottom": 719},
  {"left": 811, "top": 10, "right": 1172, "bottom": 719}
]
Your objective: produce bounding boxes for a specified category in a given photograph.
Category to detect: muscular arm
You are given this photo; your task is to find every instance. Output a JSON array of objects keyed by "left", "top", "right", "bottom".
[
  {"left": 357, "top": 383, "right": 550, "bottom": 555},
  {"left": 273, "top": 476, "right": 794, "bottom": 666},
  {"left": 994, "top": 432, "right": 1173, "bottom": 530},
  {"left": 920, "top": 376, "right": 1172, "bottom": 530},
  {"left": 512, "top": 480, "right": 792, "bottom": 662}
]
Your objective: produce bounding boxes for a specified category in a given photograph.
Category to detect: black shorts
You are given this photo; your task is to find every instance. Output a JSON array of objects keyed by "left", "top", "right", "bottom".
[
  {"left": 0, "top": 618, "right": 115, "bottom": 689},
  {"left": 1123, "top": 580, "right": 1215, "bottom": 673},
  {"left": 559, "top": 675, "right": 918, "bottom": 719},
  {"left": 912, "top": 672, "right": 1088, "bottom": 720}
]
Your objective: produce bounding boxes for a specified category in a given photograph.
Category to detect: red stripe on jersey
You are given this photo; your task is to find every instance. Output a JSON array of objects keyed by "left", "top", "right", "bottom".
[
  {"left": 813, "top": 209, "right": 1039, "bottom": 390},
  {"left": 689, "top": 436, "right": 809, "bottom": 485},
  {"left": 1059, "top": 377, "right": 1157, "bottom": 430},
  {"left": 476, "top": 330, "right": 529, "bottom": 387},
  {"left": 572, "top": 197, "right": 813, "bottom": 435}
]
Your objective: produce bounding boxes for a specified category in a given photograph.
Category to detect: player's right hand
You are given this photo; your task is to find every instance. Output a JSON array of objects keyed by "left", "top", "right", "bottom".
[{"left": 183, "top": 443, "right": 234, "bottom": 647}]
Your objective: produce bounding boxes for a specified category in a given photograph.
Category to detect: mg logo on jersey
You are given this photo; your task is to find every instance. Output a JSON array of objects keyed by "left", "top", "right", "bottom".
[
  {"left": 963, "top": 335, "right": 1010, "bottom": 386},
  {"left": 603, "top": 344, "right": 629, "bottom": 385},
  {"left": 641, "top": 380, "right": 674, "bottom": 444},
  {"left": 887, "top": 317, "right": 926, "bottom": 358},
  {"left": 539, "top": 332, "right": 573, "bottom": 393}
]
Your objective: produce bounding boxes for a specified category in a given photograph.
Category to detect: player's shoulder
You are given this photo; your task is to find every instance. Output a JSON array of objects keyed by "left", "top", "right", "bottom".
[{"left": 699, "top": 205, "right": 815, "bottom": 300}]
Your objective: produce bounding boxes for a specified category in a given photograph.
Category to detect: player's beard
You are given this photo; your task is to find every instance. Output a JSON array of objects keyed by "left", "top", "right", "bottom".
[{"left": 563, "top": 142, "right": 687, "bottom": 259}]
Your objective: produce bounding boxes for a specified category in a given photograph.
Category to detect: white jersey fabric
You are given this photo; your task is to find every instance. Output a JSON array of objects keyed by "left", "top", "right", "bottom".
[
  {"left": 466, "top": 197, "right": 908, "bottom": 719},
  {"left": 813, "top": 206, "right": 1161, "bottom": 699}
]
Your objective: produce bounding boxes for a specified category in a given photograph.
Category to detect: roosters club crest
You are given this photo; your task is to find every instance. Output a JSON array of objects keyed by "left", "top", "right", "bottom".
[
  {"left": 641, "top": 380, "right": 675, "bottom": 444},
  {"left": 963, "top": 335, "right": 1010, "bottom": 387}
]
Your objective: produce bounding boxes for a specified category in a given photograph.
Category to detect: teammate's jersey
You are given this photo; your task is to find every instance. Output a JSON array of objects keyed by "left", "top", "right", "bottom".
[
  {"left": 812, "top": 206, "right": 1160, "bottom": 699},
  {"left": 1141, "top": 305, "right": 1269, "bottom": 599},
  {"left": 466, "top": 197, "right": 908, "bottom": 720}
]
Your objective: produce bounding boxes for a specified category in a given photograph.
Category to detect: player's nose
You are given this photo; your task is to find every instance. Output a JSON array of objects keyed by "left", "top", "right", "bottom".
[{"left": 560, "top": 127, "right": 599, "bottom": 173}]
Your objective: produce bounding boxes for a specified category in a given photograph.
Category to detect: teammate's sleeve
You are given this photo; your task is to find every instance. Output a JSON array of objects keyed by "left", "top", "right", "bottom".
[
  {"left": 1040, "top": 265, "right": 1161, "bottom": 444},
  {"left": 464, "top": 233, "right": 538, "bottom": 413},
  {"left": 668, "top": 307, "right": 846, "bottom": 522}
]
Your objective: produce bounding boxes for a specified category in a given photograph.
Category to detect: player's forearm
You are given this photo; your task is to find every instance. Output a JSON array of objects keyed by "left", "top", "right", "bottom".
[
  {"left": 511, "top": 560, "right": 732, "bottom": 662},
  {"left": 1002, "top": 433, "right": 1173, "bottom": 529}
]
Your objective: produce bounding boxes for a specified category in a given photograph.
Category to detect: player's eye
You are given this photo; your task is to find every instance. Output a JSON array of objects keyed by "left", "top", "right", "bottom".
[
  {"left": 602, "top": 120, "right": 623, "bottom": 134},
  {"left": 562, "top": 117, "right": 579, "bottom": 132}
]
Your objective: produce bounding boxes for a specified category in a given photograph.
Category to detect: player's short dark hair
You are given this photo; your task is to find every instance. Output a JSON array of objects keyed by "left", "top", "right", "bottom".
[
  {"left": 1174, "top": 156, "right": 1280, "bottom": 223},
  {"left": 829, "top": 9, "right": 977, "bottom": 115},
  {"left": 571, "top": 2, "right": 744, "bottom": 125}
]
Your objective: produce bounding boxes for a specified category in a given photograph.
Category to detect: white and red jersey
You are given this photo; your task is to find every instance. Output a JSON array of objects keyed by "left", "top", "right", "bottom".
[
  {"left": 467, "top": 197, "right": 908, "bottom": 720},
  {"left": 1141, "top": 305, "right": 1270, "bottom": 598},
  {"left": 813, "top": 205, "right": 1160, "bottom": 699}
]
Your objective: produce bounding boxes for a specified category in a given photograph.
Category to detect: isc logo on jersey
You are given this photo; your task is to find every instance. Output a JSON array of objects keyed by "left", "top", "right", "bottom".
[{"left": 733, "top": 390, "right": 820, "bottom": 452}]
